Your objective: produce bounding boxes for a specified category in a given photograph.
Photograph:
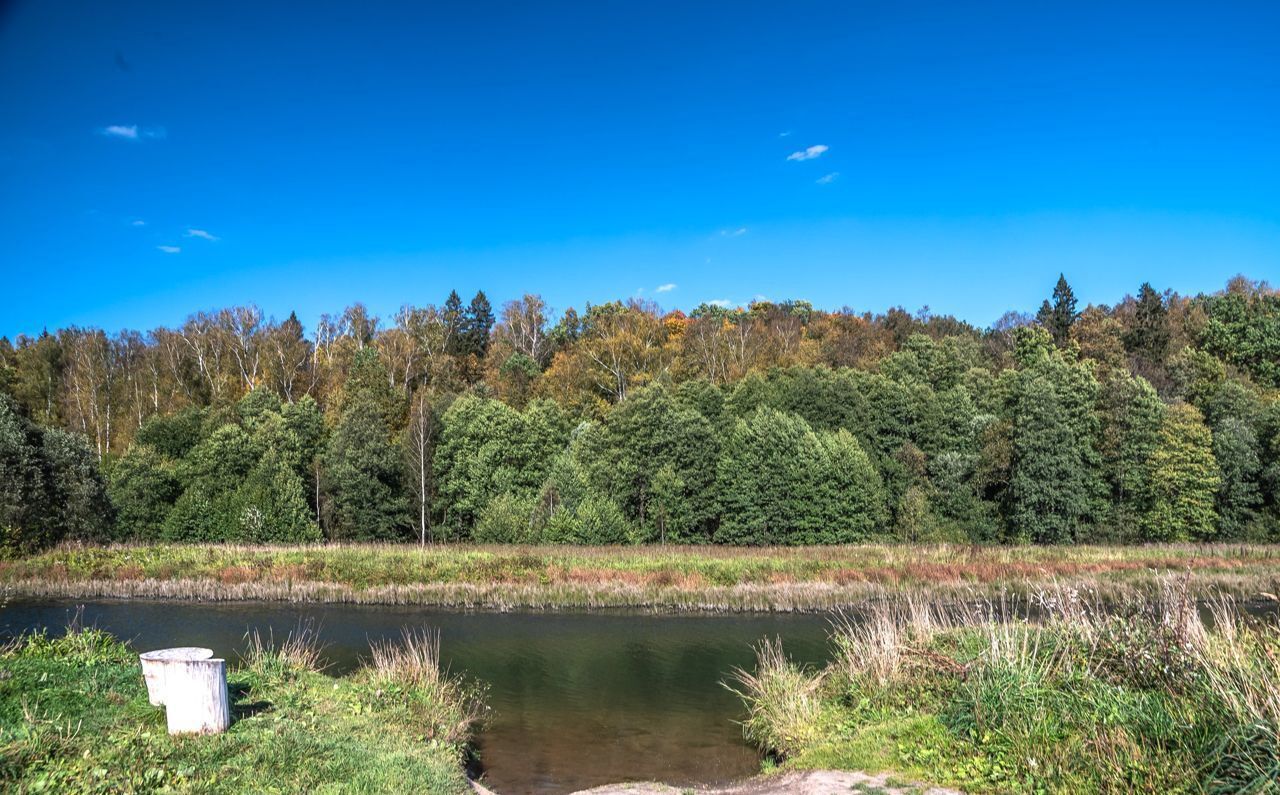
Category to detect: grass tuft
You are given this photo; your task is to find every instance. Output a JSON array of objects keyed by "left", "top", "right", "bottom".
[
  {"left": 241, "top": 619, "right": 327, "bottom": 674},
  {"left": 726, "top": 637, "right": 827, "bottom": 760},
  {"left": 361, "top": 628, "right": 489, "bottom": 750}
]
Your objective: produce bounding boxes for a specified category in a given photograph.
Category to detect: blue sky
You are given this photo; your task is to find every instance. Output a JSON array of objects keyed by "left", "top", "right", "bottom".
[{"left": 1, "top": 1, "right": 1277, "bottom": 337}]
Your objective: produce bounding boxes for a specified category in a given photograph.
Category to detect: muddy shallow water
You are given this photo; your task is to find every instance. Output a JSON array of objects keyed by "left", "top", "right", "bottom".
[{"left": 1, "top": 600, "right": 832, "bottom": 794}]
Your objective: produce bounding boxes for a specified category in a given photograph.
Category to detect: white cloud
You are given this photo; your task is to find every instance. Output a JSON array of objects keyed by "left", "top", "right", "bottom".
[
  {"left": 707, "top": 299, "right": 732, "bottom": 308},
  {"left": 719, "top": 227, "right": 748, "bottom": 237},
  {"left": 102, "top": 125, "right": 138, "bottom": 139},
  {"left": 779, "top": 130, "right": 792, "bottom": 138},
  {"left": 786, "top": 144, "right": 828, "bottom": 162},
  {"left": 156, "top": 245, "right": 181, "bottom": 254},
  {"left": 130, "top": 219, "right": 146, "bottom": 226},
  {"left": 185, "top": 228, "right": 219, "bottom": 241},
  {"left": 100, "top": 125, "right": 165, "bottom": 140},
  {"left": 655, "top": 283, "right": 676, "bottom": 293},
  {"left": 816, "top": 172, "right": 840, "bottom": 184}
]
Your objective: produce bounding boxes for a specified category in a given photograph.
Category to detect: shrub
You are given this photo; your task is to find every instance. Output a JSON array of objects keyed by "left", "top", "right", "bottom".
[{"left": 473, "top": 493, "right": 538, "bottom": 543}]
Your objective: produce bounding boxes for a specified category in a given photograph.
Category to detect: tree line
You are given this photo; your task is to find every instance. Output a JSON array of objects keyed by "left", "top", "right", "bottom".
[{"left": 1, "top": 276, "right": 1278, "bottom": 551}]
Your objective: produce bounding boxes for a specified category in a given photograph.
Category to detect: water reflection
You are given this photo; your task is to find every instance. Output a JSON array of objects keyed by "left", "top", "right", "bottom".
[{"left": 0, "top": 601, "right": 831, "bottom": 793}]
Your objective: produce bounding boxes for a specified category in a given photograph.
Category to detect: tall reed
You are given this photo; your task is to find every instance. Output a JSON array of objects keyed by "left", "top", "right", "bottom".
[
  {"left": 362, "top": 627, "right": 488, "bottom": 748},
  {"left": 725, "top": 637, "right": 826, "bottom": 759}
]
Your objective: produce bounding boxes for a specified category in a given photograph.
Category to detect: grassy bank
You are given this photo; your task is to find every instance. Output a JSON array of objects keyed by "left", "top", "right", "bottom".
[
  {"left": 2, "top": 543, "right": 1280, "bottom": 611},
  {"left": 0, "top": 622, "right": 486, "bottom": 793},
  {"left": 731, "top": 581, "right": 1280, "bottom": 793}
]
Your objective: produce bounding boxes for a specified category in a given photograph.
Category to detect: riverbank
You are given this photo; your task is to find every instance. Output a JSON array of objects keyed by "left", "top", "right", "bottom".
[
  {"left": 0, "top": 622, "right": 486, "bottom": 792},
  {"left": 569, "top": 770, "right": 962, "bottom": 794},
  {"left": 730, "top": 581, "right": 1280, "bottom": 793},
  {"left": 2, "top": 543, "right": 1279, "bottom": 612}
]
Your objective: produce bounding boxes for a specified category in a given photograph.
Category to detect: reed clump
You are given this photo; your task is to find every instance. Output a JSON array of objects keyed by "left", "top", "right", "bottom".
[
  {"left": 731, "top": 579, "right": 1280, "bottom": 793},
  {"left": 241, "top": 620, "right": 327, "bottom": 674},
  {"left": 362, "top": 628, "right": 489, "bottom": 749},
  {"left": 727, "top": 638, "right": 828, "bottom": 759}
]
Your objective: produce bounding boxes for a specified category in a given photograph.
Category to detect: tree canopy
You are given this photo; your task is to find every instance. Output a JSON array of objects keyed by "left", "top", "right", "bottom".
[{"left": 2, "top": 276, "right": 1279, "bottom": 549}]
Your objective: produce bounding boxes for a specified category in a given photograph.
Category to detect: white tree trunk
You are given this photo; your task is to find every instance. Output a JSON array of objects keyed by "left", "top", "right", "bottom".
[
  {"left": 163, "top": 658, "right": 231, "bottom": 735},
  {"left": 140, "top": 647, "right": 213, "bottom": 706}
]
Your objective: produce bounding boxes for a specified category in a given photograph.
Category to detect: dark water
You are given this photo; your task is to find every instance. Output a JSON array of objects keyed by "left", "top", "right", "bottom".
[{"left": 0, "top": 600, "right": 831, "bottom": 794}]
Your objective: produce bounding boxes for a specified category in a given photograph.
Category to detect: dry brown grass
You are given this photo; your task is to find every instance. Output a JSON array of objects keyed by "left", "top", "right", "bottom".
[
  {"left": 4, "top": 541, "right": 1278, "bottom": 612},
  {"left": 362, "top": 627, "right": 489, "bottom": 747},
  {"left": 242, "top": 620, "right": 327, "bottom": 673},
  {"left": 726, "top": 637, "right": 827, "bottom": 759}
]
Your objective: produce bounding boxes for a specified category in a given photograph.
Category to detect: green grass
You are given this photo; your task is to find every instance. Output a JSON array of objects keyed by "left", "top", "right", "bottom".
[
  {"left": 0, "top": 623, "right": 486, "bottom": 794},
  {"left": 2, "top": 542, "right": 1279, "bottom": 611},
  {"left": 730, "top": 581, "right": 1280, "bottom": 793}
]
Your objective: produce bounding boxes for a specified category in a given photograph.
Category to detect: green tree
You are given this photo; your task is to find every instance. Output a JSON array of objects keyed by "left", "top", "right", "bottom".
[
  {"left": 929, "top": 449, "right": 998, "bottom": 541},
  {"left": 106, "top": 446, "right": 181, "bottom": 541},
  {"left": 163, "top": 424, "right": 262, "bottom": 541},
  {"left": 648, "top": 464, "right": 688, "bottom": 545},
  {"left": 1143, "top": 403, "right": 1220, "bottom": 541},
  {"left": 442, "top": 290, "right": 466, "bottom": 356},
  {"left": 715, "top": 408, "right": 883, "bottom": 545},
  {"left": 43, "top": 428, "right": 114, "bottom": 542},
  {"left": 815, "top": 428, "right": 888, "bottom": 542},
  {"left": 1259, "top": 399, "right": 1280, "bottom": 532},
  {"left": 434, "top": 395, "right": 568, "bottom": 535},
  {"left": 462, "top": 291, "right": 495, "bottom": 358},
  {"left": 7, "top": 332, "right": 64, "bottom": 426},
  {"left": 1005, "top": 331, "right": 1105, "bottom": 543},
  {"left": 1212, "top": 417, "right": 1262, "bottom": 537},
  {"left": 0, "top": 395, "right": 53, "bottom": 551},
  {"left": 317, "top": 350, "right": 407, "bottom": 539},
  {"left": 235, "top": 449, "right": 321, "bottom": 542},
  {"left": 473, "top": 492, "right": 538, "bottom": 543},
  {"left": 1124, "top": 282, "right": 1171, "bottom": 365},
  {"left": 1096, "top": 373, "right": 1165, "bottom": 538},
  {"left": 1200, "top": 278, "right": 1280, "bottom": 387},
  {"left": 135, "top": 407, "right": 207, "bottom": 460},
  {"left": 589, "top": 384, "right": 717, "bottom": 542},
  {"left": 1036, "top": 274, "right": 1079, "bottom": 347}
]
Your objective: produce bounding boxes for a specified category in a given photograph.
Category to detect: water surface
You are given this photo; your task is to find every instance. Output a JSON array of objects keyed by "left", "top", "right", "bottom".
[{"left": 0, "top": 600, "right": 831, "bottom": 794}]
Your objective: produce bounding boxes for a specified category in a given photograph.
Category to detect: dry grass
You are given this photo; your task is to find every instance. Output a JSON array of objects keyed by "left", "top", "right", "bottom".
[
  {"left": 726, "top": 637, "right": 827, "bottom": 759},
  {"left": 2, "top": 541, "right": 1279, "bottom": 612},
  {"left": 367, "top": 627, "right": 445, "bottom": 687},
  {"left": 362, "top": 627, "right": 488, "bottom": 747},
  {"left": 736, "top": 577, "right": 1280, "bottom": 791},
  {"left": 242, "top": 620, "right": 327, "bottom": 673}
]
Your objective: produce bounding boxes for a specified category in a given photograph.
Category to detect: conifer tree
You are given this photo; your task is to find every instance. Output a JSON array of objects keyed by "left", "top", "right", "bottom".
[
  {"left": 1036, "top": 273, "right": 1078, "bottom": 346},
  {"left": 462, "top": 291, "right": 495, "bottom": 358},
  {"left": 1124, "top": 282, "right": 1171, "bottom": 364},
  {"left": 443, "top": 290, "right": 465, "bottom": 356}
]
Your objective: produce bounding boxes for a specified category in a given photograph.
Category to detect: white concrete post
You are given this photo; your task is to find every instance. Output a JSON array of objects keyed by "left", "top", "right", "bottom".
[
  {"left": 139, "top": 647, "right": 213, "bottom": 706},
  {"left": 163, "top": 658, "right": 231, "bottom": 735}
]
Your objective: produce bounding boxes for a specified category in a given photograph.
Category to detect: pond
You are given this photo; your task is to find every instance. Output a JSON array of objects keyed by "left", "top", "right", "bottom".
[{"left": 0, "top": 600, "right": 832, "bottom": 794}]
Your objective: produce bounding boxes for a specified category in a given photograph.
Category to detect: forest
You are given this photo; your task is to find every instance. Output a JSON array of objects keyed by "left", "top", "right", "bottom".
[{"left": 1, "top": 275, "right": 1278, "bottom": 552}]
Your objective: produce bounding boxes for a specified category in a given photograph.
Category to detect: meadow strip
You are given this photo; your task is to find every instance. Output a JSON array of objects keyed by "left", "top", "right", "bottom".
[{"left": 2, "top": 543, "right": 1278, "bottom": 612}]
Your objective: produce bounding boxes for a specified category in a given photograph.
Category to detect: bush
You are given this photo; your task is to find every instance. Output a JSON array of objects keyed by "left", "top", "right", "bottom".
[{"left": 473, "top": 493, "right": 538, "bottom": 543}]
